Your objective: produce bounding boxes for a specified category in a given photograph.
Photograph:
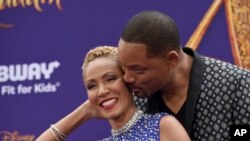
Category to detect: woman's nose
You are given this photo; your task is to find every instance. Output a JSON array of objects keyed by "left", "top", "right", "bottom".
[{"left": 98, "top": 84, "right": 109, "bottom": 97}]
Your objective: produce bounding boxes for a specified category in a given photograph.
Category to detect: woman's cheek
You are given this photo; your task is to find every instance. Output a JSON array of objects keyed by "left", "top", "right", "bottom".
[{"left": 87, "top": 91, "right": 97, "bottom": 103}]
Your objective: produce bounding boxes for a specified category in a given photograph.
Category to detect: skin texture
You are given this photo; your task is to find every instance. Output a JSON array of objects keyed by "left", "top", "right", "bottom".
[
  {"left": 160, "top": 115, "right": 190, "bottom": 141},
  {"left": 118, "top": 39, "right": 177, "bottom": 98},
  {"left": 36, "top": 47, "right": 190, "bottom": 141},
  {"left": 118, "top": 10, "right": 195, "bottom": 115},
  {"left": 118, "top": 39, "right": 181, "bottom": 96},
  {"left": 118, "top": 39, "right": 193, "bottom": 113},
  {"left": 84, "top": 57, "right": 136, "bottom": 129}
]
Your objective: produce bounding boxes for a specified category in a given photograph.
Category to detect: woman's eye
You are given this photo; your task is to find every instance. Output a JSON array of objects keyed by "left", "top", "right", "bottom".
[
  {"left": 107, "top": 77, "right": 116, "bottom": 81},
  {"left": 87, "top": 84, "right": 96, "bottom": 90}
]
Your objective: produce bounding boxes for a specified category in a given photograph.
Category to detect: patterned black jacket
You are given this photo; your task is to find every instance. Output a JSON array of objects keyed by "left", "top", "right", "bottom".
[{"left": 146, "top": 47, "right": 250, "bottom": 141}]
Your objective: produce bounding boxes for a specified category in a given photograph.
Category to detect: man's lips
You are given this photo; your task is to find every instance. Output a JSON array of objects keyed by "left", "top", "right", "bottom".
[{"left": 130, "top": 87, "right": 141, "bottom": 94}]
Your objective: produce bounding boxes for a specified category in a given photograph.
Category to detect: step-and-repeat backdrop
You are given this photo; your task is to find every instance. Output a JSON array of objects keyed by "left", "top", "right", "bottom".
[{"left": 1, "top": 0, "right": 249, "bottom": 141}]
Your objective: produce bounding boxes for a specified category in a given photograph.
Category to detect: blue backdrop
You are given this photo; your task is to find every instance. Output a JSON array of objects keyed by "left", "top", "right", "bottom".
[{"left": 0, "top": 0, "right": 234, "bottom": 140}]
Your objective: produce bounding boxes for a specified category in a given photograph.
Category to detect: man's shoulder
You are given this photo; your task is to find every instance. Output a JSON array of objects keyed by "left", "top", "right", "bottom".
[
  {"left": 203, "top": 57, "right": 249, "bottom": 72},
  {"left": 202, "top": 56, "right": 250, "bottom": 84}
]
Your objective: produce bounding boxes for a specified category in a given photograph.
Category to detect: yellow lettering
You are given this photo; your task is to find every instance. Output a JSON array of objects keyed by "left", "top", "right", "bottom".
[
  {"left": 13, "top": 0, "right": 19, "bottom": 7},
  {"left": 0, "top": 0, "right": 62, "bottom": 28},
  {"left": 34, "top": 0, "right": 42, "bottom": 12},
  {"left": 56, "top": 0, "right": 62, "bottom": 11},
  {"left": 0, "top": 0, "right": 6, "bottom": 10},
  {"left": 7, "top": 0, "right": 12, "bottom": 8},
  {"left": 41, "top": 0, "right": 45, "bottom": 4},
  {"left": 0, "top": 0, "right": 62, "bottom": 12},
  {"left": 26, "top": 0, "right": 32, "bottom": 6},
  {"left": 20, "top": 0, "right": 26, "bottom": 7}
]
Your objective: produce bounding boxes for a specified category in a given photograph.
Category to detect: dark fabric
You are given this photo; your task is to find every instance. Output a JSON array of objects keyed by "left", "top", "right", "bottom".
[
  {"left": 147, "top": 91, "right": 186, "bottom": 130},
  {"left": 147, "top": 47, "right": 250, "bottom": 141}
]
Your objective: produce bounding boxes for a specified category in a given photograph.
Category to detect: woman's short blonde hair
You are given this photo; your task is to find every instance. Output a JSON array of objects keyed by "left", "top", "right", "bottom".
[{"left": 82, "top": 46, "right": 119, "bottom": 77}]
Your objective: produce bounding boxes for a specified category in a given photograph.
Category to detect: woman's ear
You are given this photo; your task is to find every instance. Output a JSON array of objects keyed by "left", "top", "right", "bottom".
[{"left": 164, "top": 51, "right": 179, "bottom": 69}]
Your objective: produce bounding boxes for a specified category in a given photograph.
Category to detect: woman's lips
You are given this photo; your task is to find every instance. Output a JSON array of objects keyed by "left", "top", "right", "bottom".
[{"left": 100, "top": 98, "right": 118, "bottom": 110}]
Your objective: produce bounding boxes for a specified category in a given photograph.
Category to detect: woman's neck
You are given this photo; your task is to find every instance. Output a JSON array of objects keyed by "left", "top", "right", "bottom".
[
  {"left": 109, "top": 106, "right": 137, "bottom": 130},
  {"left": 110, "top": 107, "right": 144, "bottom": 136}
]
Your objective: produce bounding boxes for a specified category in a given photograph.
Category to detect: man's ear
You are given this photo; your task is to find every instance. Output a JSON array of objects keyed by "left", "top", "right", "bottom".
[{"left": 164, "top": 51, "right": 179, "bottom": 69}]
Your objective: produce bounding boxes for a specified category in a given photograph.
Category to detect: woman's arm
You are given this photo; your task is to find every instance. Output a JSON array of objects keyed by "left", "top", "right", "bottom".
[
  {"left": 160, "top": 115, "right": 191, "bottom": 141},
  {"left": 36, "top": 100, "right": 100, "bottom": 141}
]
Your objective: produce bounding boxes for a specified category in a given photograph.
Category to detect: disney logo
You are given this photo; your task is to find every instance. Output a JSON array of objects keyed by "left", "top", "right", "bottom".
[{"left": 0, "top": 131, "right": 35, "bottom": 141}]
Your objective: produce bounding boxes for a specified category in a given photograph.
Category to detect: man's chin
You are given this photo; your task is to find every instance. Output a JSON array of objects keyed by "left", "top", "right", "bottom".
[{"left": 133, "top": 91, "right": 148, "bottom": 98}]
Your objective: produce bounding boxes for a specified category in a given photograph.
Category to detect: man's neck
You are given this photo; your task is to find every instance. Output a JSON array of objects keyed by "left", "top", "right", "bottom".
[{"left": 161, "top": 49, "right": 193, "bottom": 114}]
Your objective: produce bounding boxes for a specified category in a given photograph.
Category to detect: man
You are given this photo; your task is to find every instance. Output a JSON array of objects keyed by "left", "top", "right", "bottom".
[{"left": 118, "top": 10, "right": 250, "bottom": 140}]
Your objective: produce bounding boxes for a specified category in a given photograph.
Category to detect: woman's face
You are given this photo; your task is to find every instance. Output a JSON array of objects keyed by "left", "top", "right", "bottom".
[{"left": 84, "top": 57, "right": 133, "bottom": 119}]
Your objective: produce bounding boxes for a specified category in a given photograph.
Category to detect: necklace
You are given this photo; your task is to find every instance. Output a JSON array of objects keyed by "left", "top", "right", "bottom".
[{"left": 111, "top": 110, "right": 143, "bottom": 136}]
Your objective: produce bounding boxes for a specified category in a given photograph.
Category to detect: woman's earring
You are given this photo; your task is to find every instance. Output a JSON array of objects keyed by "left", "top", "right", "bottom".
[{"left": 132, "top": 92, "right": 135, "bottom": 96}]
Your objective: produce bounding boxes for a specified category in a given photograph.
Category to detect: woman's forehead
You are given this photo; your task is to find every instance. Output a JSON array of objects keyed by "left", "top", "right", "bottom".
[{"left": 84, "top": 58, "right": 121, "bottom": 78}]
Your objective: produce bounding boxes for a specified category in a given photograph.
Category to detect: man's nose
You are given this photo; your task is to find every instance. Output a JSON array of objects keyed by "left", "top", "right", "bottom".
[{"left": 123, "top": 70, "right": 136, "bottom": 84}]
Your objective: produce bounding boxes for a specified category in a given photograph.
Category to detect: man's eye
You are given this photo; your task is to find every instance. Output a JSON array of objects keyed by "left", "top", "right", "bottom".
[{"left": 134, "top": 69, "right": 144, "bottom": 74}]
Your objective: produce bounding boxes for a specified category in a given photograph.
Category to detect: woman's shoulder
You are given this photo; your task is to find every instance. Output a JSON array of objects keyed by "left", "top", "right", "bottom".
[{"left": 141, "top": 112, "right": 171, "bottom": 126}]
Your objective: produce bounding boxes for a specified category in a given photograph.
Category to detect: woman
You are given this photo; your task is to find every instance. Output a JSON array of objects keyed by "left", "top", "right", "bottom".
[{"left": 36, "top": 46, "right": 190, "bottom": 141}]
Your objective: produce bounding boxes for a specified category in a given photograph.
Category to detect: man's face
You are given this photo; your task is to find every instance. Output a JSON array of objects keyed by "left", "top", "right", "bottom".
[{"left": 118, "top": 39, "right": 171, "bottom": 98}]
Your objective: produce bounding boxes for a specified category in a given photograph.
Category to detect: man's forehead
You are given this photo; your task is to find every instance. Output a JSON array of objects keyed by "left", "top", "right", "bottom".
[{"left": 119, "top": 57, "right": 148, "bottom": 68}]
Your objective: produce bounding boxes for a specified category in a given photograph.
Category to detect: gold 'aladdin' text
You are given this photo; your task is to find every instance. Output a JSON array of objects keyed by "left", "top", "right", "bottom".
[{"left": 0, "top": 0, "right": 62, "bottom": 12}]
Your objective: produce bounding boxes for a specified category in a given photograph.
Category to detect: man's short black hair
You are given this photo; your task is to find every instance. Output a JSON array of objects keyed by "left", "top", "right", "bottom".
[{"left": 121, "top": 10, "right": 181, "bottom": 57}]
